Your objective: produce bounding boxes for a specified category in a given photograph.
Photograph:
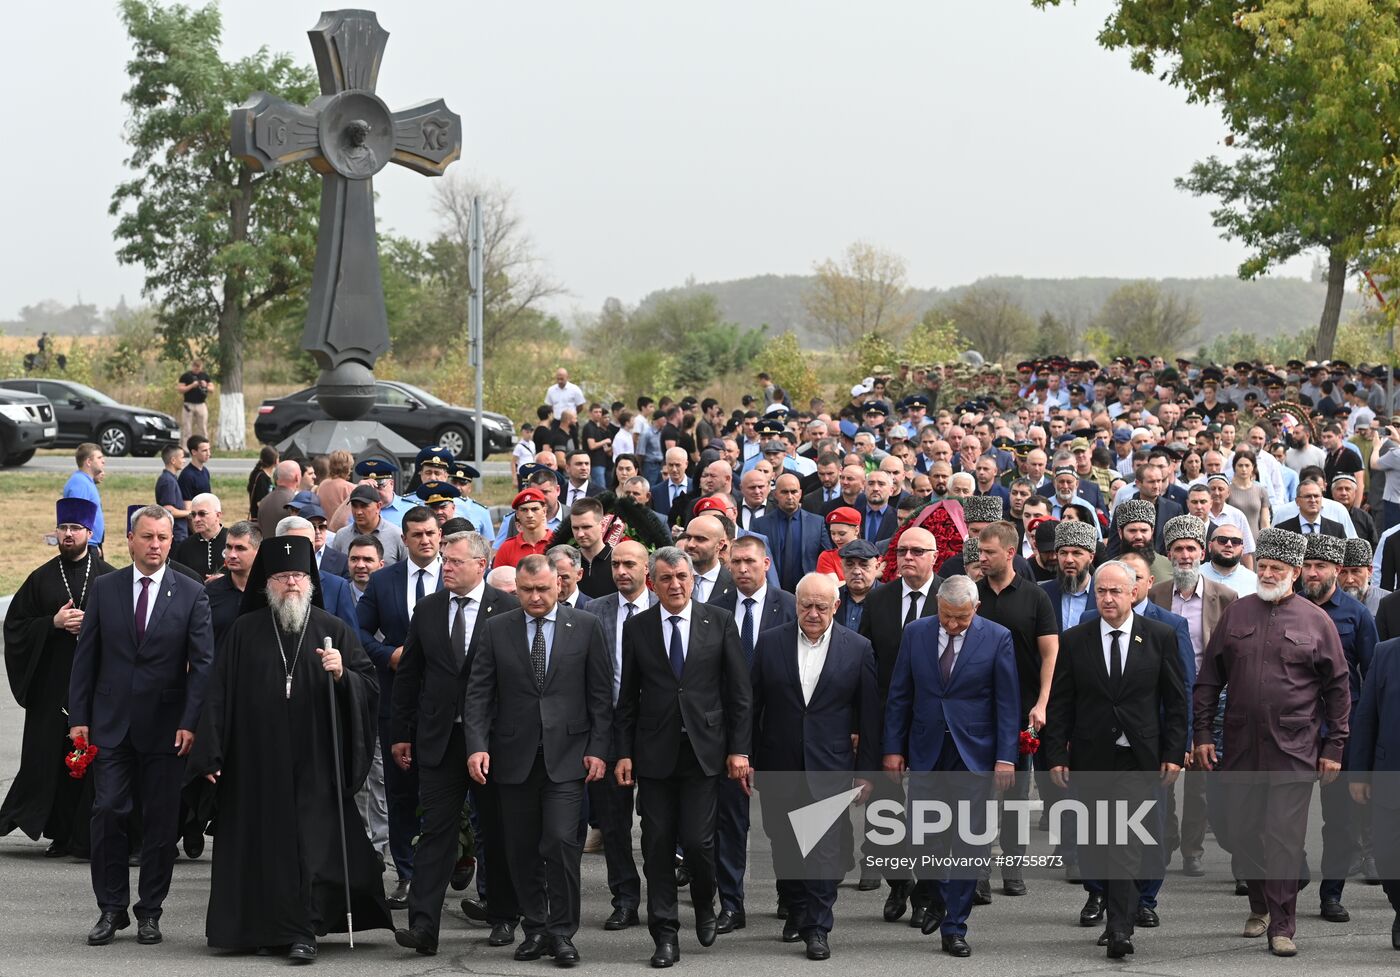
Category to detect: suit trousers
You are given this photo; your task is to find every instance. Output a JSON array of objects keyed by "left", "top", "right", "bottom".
[
  {"left": 715, "top": 776, "right": 751, "bottom": 912},
  {"left": 407, "top": 724, "right": 473, "bottom": 939},
  {"left": 586, "top": 771, "right": 640, "bottom": 911},
  {"left": 914, "top": 737, "right": 989, "bottom": 939},
  {"left": 379, "top": 716, "right": 419, "bottom": 880},
  {"left": 497, "top": 754, "right": 586, "bottom": 939},
  {"left": 1318, "top": 774, "right": 1356, "bottom": 905},
  {"left": 1077, "top": 748, "right": 1159, "bottom": 940},
  {"left": 759, "top": 778, "right": 841, "bottom": 935},
  {"left": 90, "top": 734, "right": 183, "bottom": 919},
  {"left": 1164, "top": 770, "right": 1209, "bottom": 859},
  {"left": 1225, "top": 777, "right": 1313, "bottom": 938},
  {"left": 470, "top": 773, "right": 521, "bottom": 923},
  {"left": 637, "top": 738, "right": 719, "bottom": 942},
  {"left": 354, "top": 737, "right": 389, "bottom": 857}
]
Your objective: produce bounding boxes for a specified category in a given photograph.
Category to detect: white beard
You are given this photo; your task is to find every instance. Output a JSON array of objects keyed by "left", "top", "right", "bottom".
[
  {"left": 268, "top": 588, "right": 313, "bottom": 632},
  {"left": 1256, "top": 578, "right": 1295, "bottom": 603}
]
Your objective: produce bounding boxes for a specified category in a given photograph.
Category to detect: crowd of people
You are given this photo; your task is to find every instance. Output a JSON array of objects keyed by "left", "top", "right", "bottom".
[{"left": 5, "top": 352, "right": 1400, "bottom": 965}]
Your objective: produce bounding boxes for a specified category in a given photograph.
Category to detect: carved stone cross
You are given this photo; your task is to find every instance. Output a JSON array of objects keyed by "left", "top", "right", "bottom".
[{"left": 231, "top": 9, "right": 462, "bottom": 420}]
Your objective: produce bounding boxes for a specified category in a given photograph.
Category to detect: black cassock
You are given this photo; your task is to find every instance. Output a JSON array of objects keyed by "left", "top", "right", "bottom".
[
  {"left": 186, "top": 605, "right": 392, "bottom": 948},
  {"left": 1, "top": 553, "right": 114, "bottom": 847}
]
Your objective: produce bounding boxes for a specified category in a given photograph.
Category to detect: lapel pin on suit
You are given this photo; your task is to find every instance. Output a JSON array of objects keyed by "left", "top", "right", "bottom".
[{"left": 1133, "top": 635, "right": 1142, "bottom": 643}]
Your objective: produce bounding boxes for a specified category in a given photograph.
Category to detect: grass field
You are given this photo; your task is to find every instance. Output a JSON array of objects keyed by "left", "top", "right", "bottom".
[{"left": 0, "top": 471, "right": 518, "bottom": 596}]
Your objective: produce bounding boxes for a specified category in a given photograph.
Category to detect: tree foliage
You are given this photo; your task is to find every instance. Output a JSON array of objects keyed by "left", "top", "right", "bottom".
[
  {"left": 1035, "top": 0, "right": 1400, "bottom": 360},
  {"left": 1085, "top": 281, "right": 1199, "bottom": 359},
  {"left": 756, "top": 332, "right": 821, "bottom": 408},
  {"left": 935, "top": 286, "right": 1035, "bottom": 363},
  {"left": 804, "top": 241, "right": 916, "bottom": 346},
  {"left": 902, "top": 314, "right": 963, "bottom": 368},
  {"left": 109, "top": 0, "right": 320, "bottom": 448}
]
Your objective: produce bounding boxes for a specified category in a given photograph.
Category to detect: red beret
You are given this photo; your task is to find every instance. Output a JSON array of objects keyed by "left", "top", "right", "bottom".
[
  {"left": 692, "top": 496, "right": 728, "bottom": 517},
  {"left": 826, "top": 506, "right": 861, "bottom": 527},
  {"left": 512, "top": 488, "right": 546, "bottom": 509}
]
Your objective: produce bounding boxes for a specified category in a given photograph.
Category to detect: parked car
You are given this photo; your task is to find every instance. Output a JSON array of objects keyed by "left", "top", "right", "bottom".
[
  {"left": 0, "top": 378, "right": 181, "bottom": 457},
  {"left": 255, "top": 380, "right": 514, "bottom": 458},
  {"left": 0, "top": 387, "right": 57, "bottom": 466}
]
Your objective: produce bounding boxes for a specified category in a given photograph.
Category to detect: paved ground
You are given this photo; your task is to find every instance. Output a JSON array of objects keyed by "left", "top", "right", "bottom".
[
  {"left": 20, "top": 456, "right": 512, "bottom": 477},
  {"left": 2, "top": 679, "right": 1398, "bottom": 974}
]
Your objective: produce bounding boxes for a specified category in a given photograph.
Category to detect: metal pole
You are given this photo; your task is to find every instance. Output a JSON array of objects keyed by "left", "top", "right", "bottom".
[{"left": 469, "top": 195, "right": 485, "bottom": 466}]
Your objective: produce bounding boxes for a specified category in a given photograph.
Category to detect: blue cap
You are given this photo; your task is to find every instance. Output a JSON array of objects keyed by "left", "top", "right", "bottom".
[
  {"left": 1112, "top": 429, "right": 1132, "bottom": 442},
  {"left": 415, "top": 480, "right": 461, "bottom": 504},
  {"left": 299, "top": 500, "right": 327, "bottom": 522},
  {"left": 355, "top": 458, "right": 399, "bottom": 478},
  {"left": 56, "top": 497, "right": 98, "bottom": 531},
  {"left": 415, "top": 445, "right": 455, "bottom": 469},
  {"left": 286, "top": 490, "right": 319, "bottom": 510},
  {"left": 448, "top": 461, "right": 481, "bottom": 481},
  {"left": 517, "top": 462, "right": 566, "bottom": 490},
  {"left": 838, "top": 420, "right": 857, "bottom": 438}
]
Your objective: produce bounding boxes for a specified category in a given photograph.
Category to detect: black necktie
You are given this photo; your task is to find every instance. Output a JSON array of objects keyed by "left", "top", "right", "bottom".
[
  {"left": 1109, "top": 629, "right": 1123, "bottom": 686},
  {"left": 741, "top": 597, "right": 756, "bottom": 665},
  {"left": 904, "top": 590, "right": 920, "bottom": 627},
  {"left": 530, "top": 618, "right": 547, "bottom": 690},
  {"left": 135, "top": 577, "right": 151, "bottom": 644},
  {"left": 415, "top": 567, "right": 427, "bottom": 603},
  {"left": 451, "top": 596, "right": 469, "bottom": 661},
  {"left": 668, "top": 615, "right": 685, "bottom": 679}
]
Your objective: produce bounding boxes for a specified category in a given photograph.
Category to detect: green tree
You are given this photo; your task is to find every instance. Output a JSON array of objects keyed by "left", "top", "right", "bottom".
[
  {"left": 901, "top": 315, "right": 962, "bottom": 367},
  {"left": 757, "top": 332, "right": 820, "bottom": 408},
  {"left": 804, "top": 241, "right": 916, "bottom": 347},
  {"left": 1086, "top": 281, "right": 1199, "bottom": 359},
  {"left": 936, "top": 286, "right": 1035, "bottom": 363},
  {"left": 1028, "top": 311, "right": 1077, "bottom": 358},
  {"left": 109, "top": 0, "right": 321, "bottom": 449},
  {"left": 1035, "top": 0, "right": 1400, "bottom": 360}
]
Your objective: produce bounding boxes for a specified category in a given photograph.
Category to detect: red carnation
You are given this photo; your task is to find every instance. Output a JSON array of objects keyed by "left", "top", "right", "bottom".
[
  {"left": 65, "top": 736, "right": 99, "bottom": 779},
  {"left": 1018, "top": 725, "right": 1040, "bottom": 757}
]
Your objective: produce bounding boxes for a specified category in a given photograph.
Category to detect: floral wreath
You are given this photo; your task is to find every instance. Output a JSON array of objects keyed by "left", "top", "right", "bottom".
[
  {"left": 880, "top": 498, "right": 968, "bottom": 582},
  {"left": 549, "top": 491, "right": 673, "bottom": 553}
]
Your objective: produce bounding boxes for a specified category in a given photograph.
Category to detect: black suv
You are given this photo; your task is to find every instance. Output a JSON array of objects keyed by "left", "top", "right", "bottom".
[
  {"left": 255, "top": 380, "right": 514, "bottom": 458},
  {"left": 0, "top": 387, "right": 56, "bottom": 466},
  {"left": 0, "top": 378, "right": 181, "bottom": 457}
]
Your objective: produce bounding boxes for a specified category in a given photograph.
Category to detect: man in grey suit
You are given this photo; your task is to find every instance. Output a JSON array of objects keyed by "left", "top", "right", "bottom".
[
  {"left": 465, "top": 555, "right": 613, "bottom": 966},
  {"left": 584, "top": 540, "right": 654, "bottom": 930}
]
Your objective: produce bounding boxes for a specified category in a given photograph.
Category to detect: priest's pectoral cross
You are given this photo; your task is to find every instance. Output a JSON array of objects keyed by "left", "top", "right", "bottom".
[{"left": 230, "top": 10, "right": 462, "bottom": 421}]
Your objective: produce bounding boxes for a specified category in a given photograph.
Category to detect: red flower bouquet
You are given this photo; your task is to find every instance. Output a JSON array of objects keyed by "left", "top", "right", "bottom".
[
  {"left": 881, "top": 499, "right": 968, "bottom": 582},
  {"left": 1018, "top": 725, "right": 1040, "bottom": 757},
  {"left": 65, "top": 736, "right": 98, "bottom": 779}
]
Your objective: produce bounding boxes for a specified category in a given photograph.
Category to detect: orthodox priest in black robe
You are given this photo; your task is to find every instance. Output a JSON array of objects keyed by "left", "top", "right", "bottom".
[
  {"left": 186, "top": 535, "right": 391, "bottom": 962},
  {"left": 1, "top": 500, "right": 114, "bottom": 856}
]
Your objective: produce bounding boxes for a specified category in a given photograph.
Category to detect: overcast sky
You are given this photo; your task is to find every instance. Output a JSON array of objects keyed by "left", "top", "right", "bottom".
[{"left": 0, "top": 0, "right": 1313, "bottom": 322}]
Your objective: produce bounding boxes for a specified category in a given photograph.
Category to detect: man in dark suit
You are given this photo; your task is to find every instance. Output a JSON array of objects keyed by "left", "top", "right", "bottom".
[
  {"left": 679, "top": 511, "right": 737, "bottom": 606},
  {"left": 1276, "top": 481, "right": 1346, "bottom": 538},
  {"left": 651, "top": 448, "right": 693, "bottom": 520},
  {"left": 801, "top": 453, "right": 844, "bottom": 515},
  {"left": 883, "top": 574, "right": 1019, "bottom": 957},
  {"left": 357, "top": 506, "right": 444, "bottom": 907},
  {"left": 705, "top": 535, "right": 796, "bottom": 932},
  {"left": 856, "top": 525, "right": 940, "bottom": 917},
  {"left": 1043, "top": 560, "right": 1189, "bottom": 960},
  {"left": 1347, "top": 636, "right": 1400, "bottom": 948},
  {"left": 583, "top": 541, "right": 654, "bottom": 930},
  {"left": 615, "top": 546, "right": 753, "bottom": 968},
  {"left": 391, "top": 530, "right": 520, "bottom": 955},
  {"left": 754, "top": 473, "right": 825, "bottom": 592},
  {"left": 562, "top": 449, "right": 606, "bottom": 508},
  {"left": 464, "top": 555, "right": 613, "bottom": 966},
  {"left": 751, "top": 573, "right": 880, "bottom": 959},
  {"left": 857, "top": 470, "right": 901, "bottom": 544},
  {"left": 68, "top": 506, "right": 214, "bottom": 946}
]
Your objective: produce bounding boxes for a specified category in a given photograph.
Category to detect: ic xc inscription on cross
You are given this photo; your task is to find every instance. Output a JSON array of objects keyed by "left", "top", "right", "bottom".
[{"left": 231, "top": 9, "right": 462, "bottom": 420}]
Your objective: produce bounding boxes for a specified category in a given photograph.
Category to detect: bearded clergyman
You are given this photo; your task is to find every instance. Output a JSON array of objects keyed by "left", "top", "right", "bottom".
[
  {"left": 1, "top": 499, "right": 116, "bottom": 856},
  {"left": 186, "top": 535, "right": 391, "bottom": 963}
]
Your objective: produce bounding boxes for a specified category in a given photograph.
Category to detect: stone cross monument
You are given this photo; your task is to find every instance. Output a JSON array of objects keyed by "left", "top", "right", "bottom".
[{"left": 231, "top": 9, "right": 462, "bottom": 422}]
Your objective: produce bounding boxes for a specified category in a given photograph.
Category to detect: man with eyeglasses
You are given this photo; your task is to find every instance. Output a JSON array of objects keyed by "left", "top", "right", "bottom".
[
  {"left": 172, "top": 492, "right": 226, "bottom": 580},
  {"left": 1200, "top": 525, "right": 1258, "bottom": 596}
]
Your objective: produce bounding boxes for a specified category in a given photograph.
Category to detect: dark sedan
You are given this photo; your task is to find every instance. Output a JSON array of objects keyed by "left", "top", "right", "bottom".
[
  {"left": 0, "top": 387, "right": 57, "bottom": 466},
  {"left": 0, "top": 378, "right": 181, "bottom": 457},
  {"left": 255, "top": 380, "right": 514, "bottom": 458}
]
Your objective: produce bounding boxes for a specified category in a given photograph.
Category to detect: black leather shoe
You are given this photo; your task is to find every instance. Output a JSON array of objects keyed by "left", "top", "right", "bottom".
[
  {"left": 288, "top": 941, "right": 317, "bottom": 963},
  {"left": 1321, "top": 899, "right": 1350, "bottom": 922},
  {"left": 1182, "top": 854, "right": 1205, "bottom": 876},
  {"left": 87, "top": 910, "right": 130, "bottom": 945},
  {"left": 1135, "top": 906, "right": 1160, "bottom": 928},
  {"left": 387, "top": 878, "right": 410, "bottom": 909},
  {"left": 882, "top": 881, "right": 909, "bottom": 922},
  {"left": 1097, "top": 928, "right": 1110, "bottom": 947},
  {"left": 488, "top": 920, "right": 517, "bottom": 946},
  {"left": 920, "top": 905, "right": 947, "bottom": 936},
  {"left": 675, "top": 865, "right": 691, "bottom": 888},
  {"left": 651, "top": 940, "right": 679, "bottom": 968},
  {"left": 182, "top": 824, "right": 205, "bottom": 859},
  {"left": 515, "top": 933, "right": 553, "bottom": 961},
  {"left": 806, "top": 930, "right": 831, "bottom": 960},
  {"left": 460, "top": 897, "right": 490, "bottom": 923},
  {"left": 857, "top": 874, "right": 881, "bottom": 891},
  {"left": 776, "top": 899, "right": 790, "bottom": 918},
  {"left": 1235, "top": 879, "right": 1250, "bottom": 896},
  {"left": 1107, "top": 934, "right": 1135, "bottom": 959},
  {"left": 136, "top": 917, "right": 161, "bottom": 945},
  {"left": 395, "top": 926, "right": 438, "bottom": 955},
  {"left": 1080, "top": 893, "right": 1105, "bottom": 926},
  {"left": 695, "top": 902, "right": 717, "bottom": 947},
  {"left": 972, "top": 878, "right": 992, "bottom": 905},
  {"left": 44, "top": 840, "right": 70, "bottom": 858},
  {"left": 553, "top": 936, "right": 579, "bottom": 967},
  {"left": 1003, "top": 878, "right": 1027, "bottom": 896},
  {"left": 941, "top": 934, "right": 971, "bottom": 957},
  {"left": 451, "top": 855, "right": 476, "bottom": 891},
  {"left": 604, "top": 908, "right": 639, "bottom": 931},
  {"left": 909, "top": 905, "right": 929, "bottom": 929},
  {"left": 715, "top": 909, "right": 745, "bottom": 934},
  {"left": 782, "top": 918, "right": 803, "bottom": 942}
]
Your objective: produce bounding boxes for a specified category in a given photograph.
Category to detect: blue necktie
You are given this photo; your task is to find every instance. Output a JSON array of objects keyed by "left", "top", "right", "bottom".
[
  {"left": 866, "top": 509, "right": 883, "bottom": 541},
  {"left": 668, "top": 615, "right": 685, "bottom": 679},
  {"left": 782, "top": 515, "right": 801, "bottom": 590},
  {"left": 741, "top": 597, "right": 756, "bottom": 665},
  {"left": 415, "top": 567, "right": 427, "bottom": 603}
]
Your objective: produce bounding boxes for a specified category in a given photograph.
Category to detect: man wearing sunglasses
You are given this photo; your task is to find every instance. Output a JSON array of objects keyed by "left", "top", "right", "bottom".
[{"left": 1200, "top": 526, "right": 1258, "bottom": 597}]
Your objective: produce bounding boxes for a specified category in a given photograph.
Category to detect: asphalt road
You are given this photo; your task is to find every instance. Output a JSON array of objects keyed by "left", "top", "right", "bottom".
[{"left": 19, "top": 455, "right": 513, "bottom": 477}]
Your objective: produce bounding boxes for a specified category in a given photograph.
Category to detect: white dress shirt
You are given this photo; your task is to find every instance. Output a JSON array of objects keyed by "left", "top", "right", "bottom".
[
  {"left": 797, "top": 623, "right": 833, "bottom": 704},
  {"left": 405, "top": 557, "right": 441, "bottom": 618},
  {"left": 132, "top": 564, "right": 168, "bottom": 633},
  {"left": 614, "top": 593, "right": 647, "bottom": 703},
  {"left": 447, "top": 581, "right": 487, "bottom": 659},
  {"left": 1100, "top": 612, "right": 1134, "bottom": 747},
  {"left": 740, "top": 584, "right": 767, "bottom": 633},
  {"left": 900, "top": 578, "right": 935, "bottom": 620},
  {"left": 693, "top": 567, "right": 719, "bottom": 604}
]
